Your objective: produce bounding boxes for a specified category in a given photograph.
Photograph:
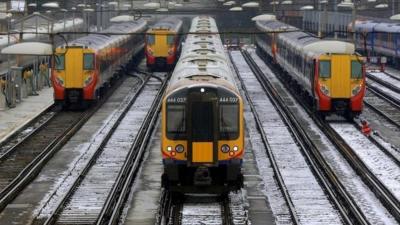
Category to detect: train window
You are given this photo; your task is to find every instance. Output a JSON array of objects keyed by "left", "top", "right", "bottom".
[
  {"left": 219, "top": 104, "right": 239, "bottom": 140},
  {"left": 167, "top": 35, "right": 175, "bottom": 45},
  {"left": 147, "top": 34, "right": 155, "bottom": 45},
  {"left": 319, "top": 61, "right": 331, "bottom": 78},
  {"left": 167, "top": 104, "right": 186, "bottom": 139},
  {"left": 351, "top": 60, "right": 363, "bottom": 79},
  {"left": 83, "top": 53, "right": 95, "bottom": 70},
  {"left": 55, "top": 54, "right": 65, "bottom": 70}
]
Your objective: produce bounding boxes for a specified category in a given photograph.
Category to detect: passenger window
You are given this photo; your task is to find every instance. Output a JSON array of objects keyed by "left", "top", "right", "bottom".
[
  {"left": 319, "top": 61, "right": 331, "bottom": 78},
  {"left": 55, "top": 54, "right": 65, "bottom": 70},
  {"left": 147, "top": 34, "right": 155, "bottom": 45},
  {"left": 83, "top": 53, "right": 95, "bottom": 70},
  {"left": 167, "top": 34, "right": 175, "bottom": 45},
  {"left": 351, "top": 60, "right": 363, "bottom": 79}
]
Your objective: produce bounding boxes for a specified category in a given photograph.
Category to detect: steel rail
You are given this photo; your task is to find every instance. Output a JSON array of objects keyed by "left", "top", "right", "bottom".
[
  {"left": 98, "top": 73, "right": 170, "bottom": 225},
  {"left": 41, "top": 75, "right": 149, "bottom": 225},
  {"left": 229, "top": 51, "right": 301, "bottom": 225},
  {"left": 0, "top": 74, "right": 138, "bottom": 213},
  {"left": 367, "top": 73, "right": 400, "bottom": 94},
  {"left": 240, "top": 49, "right": 369, "bottom": 225},
  {"left": 0, "top": 103, "right": 57, "bottom": 157}
]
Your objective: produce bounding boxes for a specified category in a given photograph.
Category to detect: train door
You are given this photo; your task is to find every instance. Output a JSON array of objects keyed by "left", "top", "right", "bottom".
[
  {"left": 187, "top": 87, "right": 218, "bottom": 165},
  {"left": 154, "top": 32, "right": 169, "bottom": 57},
  {"left": 64, "top": 47, "right": 84, "bottom": 88},
  {"left": 331, "top": 55, "right": 351, "bottom": 98}
]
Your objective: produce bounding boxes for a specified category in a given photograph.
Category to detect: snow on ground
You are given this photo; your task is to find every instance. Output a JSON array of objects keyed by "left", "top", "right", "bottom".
[
  {"left": 331, "top": 123, "right": 400, "bottom": 201},
  {"left": 368, "top": 79, "right": 400, "bottom": 101},
  {"left": 230, "top": 50, "right": 343, "bottom": 225},
  {"left": 248, "top": 48, "right": 398, "bottom": 225},
  {"left": 369, "top": 72, "right": 400, "bottom": 88},
  {"left": 33, "top": 77, "right": 144, "bottom": 218}
]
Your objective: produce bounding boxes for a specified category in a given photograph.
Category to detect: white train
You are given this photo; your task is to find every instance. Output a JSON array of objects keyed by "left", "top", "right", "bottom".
[{"left": 161, "top": 16, "right": 244, "bottom": 193}]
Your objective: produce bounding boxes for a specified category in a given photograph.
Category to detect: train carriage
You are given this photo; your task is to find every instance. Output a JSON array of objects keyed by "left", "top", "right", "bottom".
[
  {"left": 256, "top": 17, "right": 366, "bottom": 118},
  {"left": 161, "top": 16, "right": 244, "bottom": 193},
  {"left": 145, "top": 18, "right": 183, "bottom": 70},
  {"left": 51, "top": 19, "right": 147, "bottom": 107}
]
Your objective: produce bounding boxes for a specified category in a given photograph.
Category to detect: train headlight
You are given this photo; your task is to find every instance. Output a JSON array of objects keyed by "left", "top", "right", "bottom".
[
  {"left": 319, "top": 84, "right": 330, "bottom": 96},
  {"left": 221, "top": 144, "right": 230, "bottom": 153},
  {"left": 175, "top": 144, "right": 184, "bottom": 153},
  {"left": 55, "top": 76, "right": 64, "bottom": 87},
  {"left": 233, "top": 146, "right": 239, "bottom": 152},
  {"left": 84, "top": 75, "right": 93, "bottom": 87},
  {"left": 352, "top": 85, "right": 362, "bottom": 97},
  {"left": 167, "top": 146, "right": 172, "bottom": 152},
  {"left": 147, "top": 47, "right": 154, "bottom": 56}
]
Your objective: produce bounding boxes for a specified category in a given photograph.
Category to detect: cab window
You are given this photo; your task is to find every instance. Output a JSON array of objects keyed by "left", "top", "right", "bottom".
[
  {"left": 351, "top": 60, "right": 363, "bottom": 79},
  {"left": 147, "top": 34, "right": 155, "bottom": 45},
  {"left": 167, "top": 34, "right": 175, "bottom": 45},
  {"left": 83, "top": 53, "right": 95, "bottom": 70},
  {"left": 319, "top": 61, "right": 331, "bottom": 78},
  {"left": 55, "top": 54, "right": 65, "bottom": 70},
  {"left": 167, "top": 104, "right": 186, "bottom": 139},
  {"left": 219, "top": 104, "right": 239, "bottom": 140}
]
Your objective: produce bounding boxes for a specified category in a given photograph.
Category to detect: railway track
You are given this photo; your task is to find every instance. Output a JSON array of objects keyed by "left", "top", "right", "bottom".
[
  {"left": 36, "top": 73, "right": 168, "bottom": 225},
  {"left": 0, "top": 75, "right": 143, "bottom": 213},
  {"left": 0, "top": 104, "right": 56, "bottom": 157},
  {"left": 235, "top": 50, "right": 366, "bottom": 225},
  {"left": 244, "top": 49, "right": 400, "bottom": 223},
  {"left": 157, "top": 191, "right": 243, "bottom": 225}
]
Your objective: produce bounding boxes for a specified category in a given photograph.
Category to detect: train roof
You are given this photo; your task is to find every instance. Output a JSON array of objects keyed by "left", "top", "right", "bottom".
[
  {"left": 167, "top": 16, "right": 237, "bottom": 94},
  {"left": 67, "top": 20, "right": 147, "bottom": 51},
  {"left": 148, "top": 18, "right": 183, "bottom": 33},
  {"left": 257, "top": 18, "right": 355, "bottom": 56}
]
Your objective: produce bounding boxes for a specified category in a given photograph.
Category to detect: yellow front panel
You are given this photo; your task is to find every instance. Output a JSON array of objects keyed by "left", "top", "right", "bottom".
[
  {"left": 192, "top": 142, "right": 213, "bottom": 163},
  {"left": 65, "top": 48, "right": 83, "bottom": 88},
  {"left": 154, "top": 33, "right": 169, "bottom": 57},
  {"left": 331, "top": 55, "right": 351, "bottom": 98}
]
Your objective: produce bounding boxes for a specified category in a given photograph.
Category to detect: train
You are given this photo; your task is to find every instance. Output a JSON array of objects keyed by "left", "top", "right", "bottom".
[
  {"left": 303, "top": 11, "right": 398, "bottom": 66},
  {"left": 349, "top": 20, "right": 400, "bottom": 66},
  {"left": 145, "top": 18, "right": 183, "bottom": 70},
  {"left": 161, "top": 16, "right": 244, "bottom": 193},
  {"left": 51, "top": 19, "right": 147, "bottom": 107},
  {"left": 255, "top": 16, "right": 366, "bottom": 119}
]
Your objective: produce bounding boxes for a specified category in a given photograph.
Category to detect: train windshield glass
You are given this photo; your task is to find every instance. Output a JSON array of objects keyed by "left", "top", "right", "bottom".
[
  {"left": 167, "top": 34, "right": 175, "bottom": 45},
  {"left": 83, "top": 53, "right": 95, "bottom": 70},
  {"left": 351, "top": 60, "right": 363, "bottom": 79},
  {"left": 55, "top": 54, "right": 65, "bottom": 70},
  {"left": 167, "top": 104, "right": 186, "bottom": 139},
  {"left": 147, "top": 34, "right": 155, "bottom": 45},
  {"left": 319, "top": 61, "right": 331, "bottom": 78},
  {"left": 220, "top": 104, "right": 239, "bottom": 140}
]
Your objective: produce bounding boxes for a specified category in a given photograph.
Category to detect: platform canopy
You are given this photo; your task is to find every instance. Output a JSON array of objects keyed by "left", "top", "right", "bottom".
[
  {"left": 110, "top": 15, "right": 134, "bottom": 22},
  {"left": 1, "top": 42, "right": 53, "bottom": 55},
  {"left": 390, "top": 14, "right": 400, "bottom": 20},
  {"left": 251, "top": 14, "right": 276, "bottom": 21}
]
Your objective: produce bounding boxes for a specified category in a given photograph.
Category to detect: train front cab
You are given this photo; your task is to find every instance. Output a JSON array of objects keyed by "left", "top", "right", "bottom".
[
  {"left": 145, "top": 30, "right": 179, "bottom": 70},
  {"left": 315, "top": 54, "right": 365, "bottom": 118},
  {"left": 161, "top": 85, "right": 244, "bottom": 193},
  {"left": 52, "top": 47, "right": 97, "bottom": 106}
]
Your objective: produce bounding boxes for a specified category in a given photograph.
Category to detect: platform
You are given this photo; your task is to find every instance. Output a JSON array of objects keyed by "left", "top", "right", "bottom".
[{"left": 0, "top": 87, "right": 53, "bottom": 143}]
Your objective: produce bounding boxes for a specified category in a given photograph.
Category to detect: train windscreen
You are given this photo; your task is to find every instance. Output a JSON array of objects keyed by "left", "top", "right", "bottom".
[
  {"left": 167, "top": 104, "right": 186, "bottom": 139},
  {"left": 219, "top": 104, "right": 239, "bottom": 140}
]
